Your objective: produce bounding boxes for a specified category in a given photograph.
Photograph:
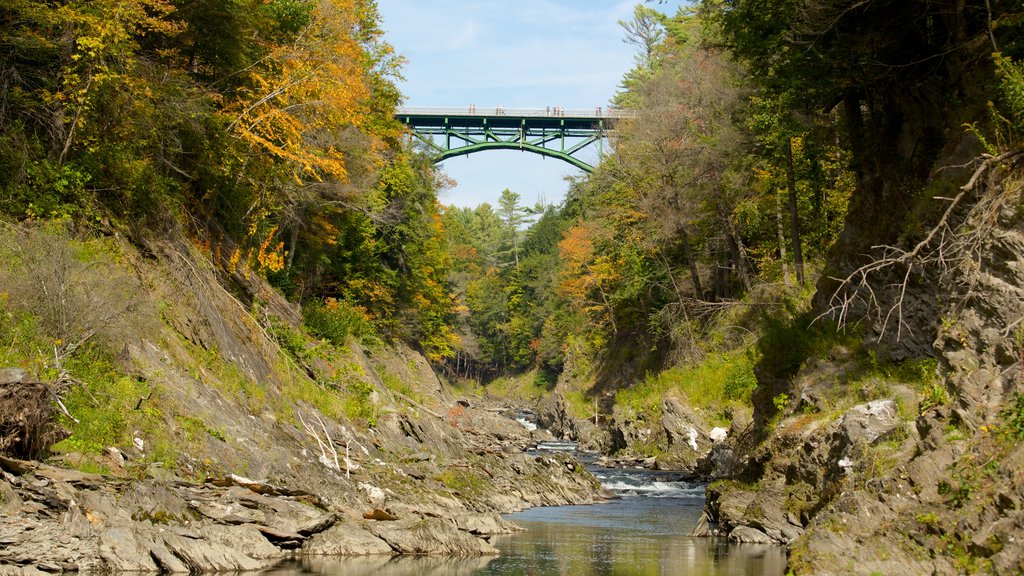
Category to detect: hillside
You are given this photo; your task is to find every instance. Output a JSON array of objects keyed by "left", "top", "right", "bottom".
[{"left": 0, "top": 224, "right": 600, "bottom": 571}]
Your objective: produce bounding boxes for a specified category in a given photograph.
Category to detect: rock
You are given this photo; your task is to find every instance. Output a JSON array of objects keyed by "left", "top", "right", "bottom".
[
  {"left": 255, "top": 525, "right": 306, "bottom": 548},
  {"left": 359, "top": 482, "right": 387, "bottom": 507},
  {"left": 297, "top": 513, "right": 337, "bottom": 536},
  {"left": 0, "top": 368, "right": 27, "bottom": 385},
  {"left": 839, "top": 399, "right": 899, "bottom": 446},
  {"left": 369, "top": 517, "right": 497, "bottom": 555},
  {"left": 0, "top": 456, "right": 37, "bottom": 476},
  {"left": 729, "top": 526, "right": 774, "bottom": 544},
  {"left": 149, "top": 544, "right": 190, "bottom": 573},
  {"left": 662, "top": 397, "right": 707, "bottom": 451},
  {"left": 164, "top": 524, "right": 282, "bottom": 570},
  {"left": 303, "top": 522, "right": 395, "bottom": 556},
  {"left": 105, "top": 447, "right": 126, "bottom": 467},
  {"left": 453, "top": 513, "right": 519, "bottom": 535},
  {"left": 98, "top": 527, "right": 161, "bottom": 572},
  {"left": 363, "top": 508, "right": 399, "bottom": 521},
  {"left": 689, "top": 511, "right": 711, "bottom": 537},
  {"left": 536, "top": 393, "right": 578, "bottom": 441}
]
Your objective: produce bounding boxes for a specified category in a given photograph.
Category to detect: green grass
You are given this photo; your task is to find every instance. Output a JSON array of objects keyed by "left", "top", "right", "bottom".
[
  {"left": 615, "top": 348, "right": 758, "bottom": 426},
  {"left": 436, "top": 467, "right": 490, "bottom": 497},
  {"left": 484, "top": 368, "right": 556, "bottom": 401}
]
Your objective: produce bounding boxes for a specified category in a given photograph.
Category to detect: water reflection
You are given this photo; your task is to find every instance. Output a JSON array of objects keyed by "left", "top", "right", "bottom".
[
  {"left": 263, "top": 497, "right": 784, "bottom": 576},
  {"left": 476, "top": 499, "right": 786, "bottom": 576},
  {"left": 261, "top": 463, "right": 785, "bottom": 576},
  {"left": 265, "top": 555, "right": 496, "bottom": 576}
]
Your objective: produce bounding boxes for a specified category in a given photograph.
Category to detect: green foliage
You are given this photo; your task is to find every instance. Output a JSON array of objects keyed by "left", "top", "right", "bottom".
[
  {"left": 303, "top": 298, "right": 377, "bottom": 347},
  {"left": 938, "top": 477, "right": 974, "bottom": 509},
  {"left": 616, "top": 348, "right": 757, "bottom": 425},
  {"left": 988, "top": 54, "right": 1024, "bottom": 150},
  {"left": 177, "top": 416, "right": 226, "bottom": 443},
  {"left": 562, "top": 390, "right": 596, "bottom": 421},
  {"left": 267, "top": 317, "right": 308, "bottom": 360},
  {"left": 1000, "top": 393, "right": 1024, "bottom": 440},
  {"left": 723, "top": 355, "right": 757, "bottom": 401},
  {"left": 343, "top": 379, "right": 377, "bottom": 426},
  {"left": 772, "top": 393, "right": 790, "bottom": 413},
  {"left": 436, "top": 467, "right": 489, "bottom": 497},
  {"left": 0, "top": 0, "right": 455, "bottom": 365},
  {"left": 995, "top": 55, "right": 1024, "bottom": 127}
]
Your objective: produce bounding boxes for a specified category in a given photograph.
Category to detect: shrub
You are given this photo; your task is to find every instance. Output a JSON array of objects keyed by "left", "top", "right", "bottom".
[
  {"left": 723, "top": 354, "right": 757, "bottom": 401},
  {"left": 1001, "top": 393, "right": 1024, "bottom": 440},
  {"left": 302, "top": 298, "right": 376, "bottom": 347}
]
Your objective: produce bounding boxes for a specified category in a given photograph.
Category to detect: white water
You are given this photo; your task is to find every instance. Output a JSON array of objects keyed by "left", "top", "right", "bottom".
[
  {"left": 515, "top": 417, "right": 537, "bottom": 431},
  {"left": 599, "top": 479, "right": 704, "bottom": 498}
]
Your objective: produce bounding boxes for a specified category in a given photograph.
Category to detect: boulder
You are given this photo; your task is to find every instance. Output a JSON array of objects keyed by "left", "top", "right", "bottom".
[
  {"left": 839, "top": 399, "right": 900, "bottom": 446},
  {"left": 728, "top": 526, "right": 774, "bottom": 544},
  {"left": 0, "top": 368, "right": 27, "bottom": 385},
  {"left": 368, "top": 516, "right": 497, "bottom": 555},
  {"left": 303, "top": 523, "right": 394, "bottom": 556}
]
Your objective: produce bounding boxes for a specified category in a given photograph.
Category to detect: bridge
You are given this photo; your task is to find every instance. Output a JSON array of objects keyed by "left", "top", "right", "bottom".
[{"left": 395, "top": 107, "right": 636, "bottom": 173}]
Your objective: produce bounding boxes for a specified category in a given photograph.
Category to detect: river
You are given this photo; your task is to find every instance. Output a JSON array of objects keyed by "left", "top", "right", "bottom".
[{"left": 262, "top": 459, "right": 786, "bottom": 576}]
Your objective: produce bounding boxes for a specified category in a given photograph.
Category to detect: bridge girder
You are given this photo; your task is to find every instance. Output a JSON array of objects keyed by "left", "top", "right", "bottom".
[{"left": 395, "top": 108, "right": 633, "bottom": 172}]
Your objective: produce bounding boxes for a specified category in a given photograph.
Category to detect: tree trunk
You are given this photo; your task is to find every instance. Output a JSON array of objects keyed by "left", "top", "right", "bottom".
[
  {"left": 721, "top": 208, "right": 753, "bottom": 293},
  {"left": 775, "top": 186, "right": 790, "bottom": 285},
  {"left": 786, "top": 137, "right": 805, "bottom": 284},
  {"left": 679, "top": 227, "right": 703, "bottom": 298}
]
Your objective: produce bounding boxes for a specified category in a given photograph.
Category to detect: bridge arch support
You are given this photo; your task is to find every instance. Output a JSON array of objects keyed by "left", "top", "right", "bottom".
[{"left": 395, "top": 107, "right": 634, "bottom": 173}]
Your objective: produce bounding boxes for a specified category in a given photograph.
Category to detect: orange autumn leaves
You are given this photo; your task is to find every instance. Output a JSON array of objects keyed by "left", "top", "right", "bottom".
[
  {"left": 557, "top": 221, "right": 621, "bottom": 330},
  {"left": 228, "top": 0, "right": 370, "bottom": 184}
]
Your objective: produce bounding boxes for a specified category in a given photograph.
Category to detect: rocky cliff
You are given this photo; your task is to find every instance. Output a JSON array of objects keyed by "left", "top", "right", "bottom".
[
  {"left": 0, "top": 227, "right": 602, "bottom": 574},
  {"left": 693, "top": 145, "right": 1024, "bottom": 573}
]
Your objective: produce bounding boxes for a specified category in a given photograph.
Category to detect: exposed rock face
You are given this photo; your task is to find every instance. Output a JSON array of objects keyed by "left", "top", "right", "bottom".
[
  {"left": 535, "top": 393, "right": 608, "bottom": 450},
  {"left": 604, "top": 396, "right": 717, "bottom": 471},
  {"left": 0, "top": 234, "right": 603, "bottom": 574},
  {"left": 0, "top": 433, "right": 600, "bottom": 573},
  {"left": 700, "top": 162, "right": 1024, "bottom": 574}
]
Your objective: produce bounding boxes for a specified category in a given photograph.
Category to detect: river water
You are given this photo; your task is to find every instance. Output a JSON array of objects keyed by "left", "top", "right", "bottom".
[{"left": 264, "top": 460, "right": 786, "bottom": 576}]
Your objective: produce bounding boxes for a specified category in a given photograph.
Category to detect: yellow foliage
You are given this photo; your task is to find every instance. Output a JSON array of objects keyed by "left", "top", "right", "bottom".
[{"left": 227, "top": 0, "right": 371, "bottom": 184}]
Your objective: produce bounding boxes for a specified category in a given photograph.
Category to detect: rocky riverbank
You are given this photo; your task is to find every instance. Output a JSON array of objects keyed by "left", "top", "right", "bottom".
[
  {"left": 0, "top": 232, "right": 604, "bottom": 574},
  {"left": 0, "top": 406, "right": 600, "bottom": 574}
]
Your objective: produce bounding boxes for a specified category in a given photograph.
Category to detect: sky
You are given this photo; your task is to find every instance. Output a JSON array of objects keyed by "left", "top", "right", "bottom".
[{"left": 377, "top": 0, "right": 683, "bottom": 209}]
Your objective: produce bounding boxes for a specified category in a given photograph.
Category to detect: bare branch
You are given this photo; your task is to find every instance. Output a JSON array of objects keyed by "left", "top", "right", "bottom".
[{"left": 818, "top": 150, "right": 1024, "bottom": 340}]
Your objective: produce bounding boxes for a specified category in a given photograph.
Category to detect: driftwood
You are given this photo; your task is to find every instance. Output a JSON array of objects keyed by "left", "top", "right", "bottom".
[{"left": 0, "top": 378, "right": 65, "bottom": 460}]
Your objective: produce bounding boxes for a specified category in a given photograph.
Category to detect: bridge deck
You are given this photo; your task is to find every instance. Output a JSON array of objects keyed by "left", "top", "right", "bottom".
[{"left": 395, "top": 106, "right": 634, "bottom": 131}]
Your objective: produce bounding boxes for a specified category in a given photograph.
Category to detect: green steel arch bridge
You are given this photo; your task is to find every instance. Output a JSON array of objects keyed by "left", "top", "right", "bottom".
[{"left": 395, "top": 106, "right": 636, "bottom": 173}]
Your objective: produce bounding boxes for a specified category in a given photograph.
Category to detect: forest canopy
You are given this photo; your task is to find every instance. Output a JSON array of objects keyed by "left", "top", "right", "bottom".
[{"left": 0, "top": 0, "right": 457, "bottom": 359}]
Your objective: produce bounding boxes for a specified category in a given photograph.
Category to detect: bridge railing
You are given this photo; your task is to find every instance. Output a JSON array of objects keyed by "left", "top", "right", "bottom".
[{"left": 395, "top": 106, "right": 637, "bottom": 119}]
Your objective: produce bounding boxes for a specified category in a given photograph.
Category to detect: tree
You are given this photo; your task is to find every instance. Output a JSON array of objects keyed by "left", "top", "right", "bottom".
[{"left": 497, "top": 188, "right": 532, "bottom": 267}]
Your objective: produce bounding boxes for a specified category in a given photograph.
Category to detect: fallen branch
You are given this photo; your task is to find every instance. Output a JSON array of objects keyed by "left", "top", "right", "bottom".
[
  {"left": 298, "top": 411, "right": 340, "bottom": 472},
  {"left": 818, "top": 150, "right": 1024, "bottom": 341}
]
